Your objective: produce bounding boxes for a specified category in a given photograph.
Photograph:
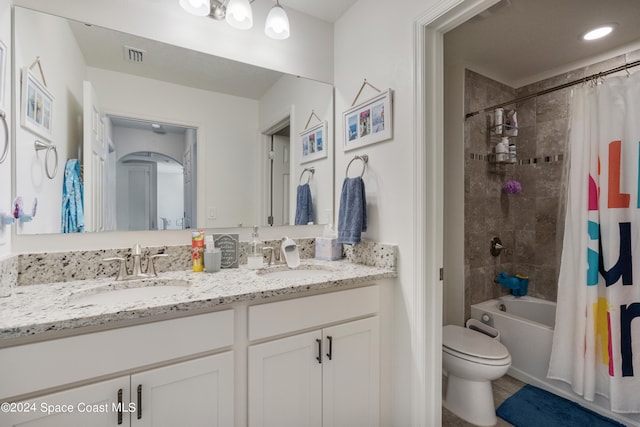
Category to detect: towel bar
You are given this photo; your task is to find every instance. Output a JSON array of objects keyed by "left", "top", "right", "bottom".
[
  {"left": 34, "top": 139, "right": 58, "bottom": 179},
  {"left": 345, "top": 154, "right": 368, "bottom": 177},
  {"left": 0, "top": 111, "right": 8, "bottom": 164},
  {"left": 299, "top": 167, "right": 315, "bottom": 184}
]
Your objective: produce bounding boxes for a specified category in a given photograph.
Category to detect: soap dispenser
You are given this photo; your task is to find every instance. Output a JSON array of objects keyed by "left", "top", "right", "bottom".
[{"left": 247, "top": 226, "right": 264, "bottom": 269}]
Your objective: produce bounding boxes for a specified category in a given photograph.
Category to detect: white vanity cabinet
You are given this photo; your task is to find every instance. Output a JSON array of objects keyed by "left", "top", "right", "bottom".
[
  {"left": 131, "top": 351, "right": 233, "bottom": 427},
  {"left": 0, "top": 311, "right": 234, "bottom": 427},
  {"left": 1, "top": 352, "right": 233, "bottom": 427},
  {"left": 247, "top": 286, "right": 381, "bottom": 427}
]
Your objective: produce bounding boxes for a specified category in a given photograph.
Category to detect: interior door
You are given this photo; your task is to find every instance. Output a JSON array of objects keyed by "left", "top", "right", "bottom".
[
  {"left": 117, "top": 162, "right": 157, "bottom": 230},
  {"left": 271, "top": 134, "right": 290, "bottom": 226},
  {"left": 83, "top": 81, "right": 107, "bottom": 232}
]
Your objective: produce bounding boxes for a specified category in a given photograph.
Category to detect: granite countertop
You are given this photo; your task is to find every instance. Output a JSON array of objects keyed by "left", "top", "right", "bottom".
[{"left": 0, "top": 259, "right": 396, "bottom": 343}]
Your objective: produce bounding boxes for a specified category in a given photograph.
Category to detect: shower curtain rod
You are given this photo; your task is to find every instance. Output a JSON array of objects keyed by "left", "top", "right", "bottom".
[{"left": 464, "top": 59, "right": 640, "bottom": 119}]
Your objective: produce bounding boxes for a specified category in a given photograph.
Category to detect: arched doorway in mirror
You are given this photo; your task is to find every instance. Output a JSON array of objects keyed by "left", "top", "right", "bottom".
[{"left": 109, "top": 117, "right": 196, "bottom": 231}]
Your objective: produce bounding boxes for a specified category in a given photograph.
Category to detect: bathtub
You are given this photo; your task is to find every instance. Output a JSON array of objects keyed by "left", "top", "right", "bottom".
[{"left": 471, "top": 296, "right": 640, "bottom": 427}]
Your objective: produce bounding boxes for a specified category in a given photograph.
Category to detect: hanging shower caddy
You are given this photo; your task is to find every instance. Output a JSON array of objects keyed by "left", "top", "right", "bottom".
[{"left": 488, "top": 108, "right": 518, "bottom": 164}]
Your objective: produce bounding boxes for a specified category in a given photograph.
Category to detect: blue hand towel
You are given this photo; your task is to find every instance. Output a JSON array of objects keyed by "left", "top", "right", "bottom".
[
  {"left": 295, "top": 183, "right": 314, "bottom": 225},
  {"left": 338, "top": 177, "right": 367, "bottom": 245},
  {"left": 61, "top": 159, "right": 85, "bottom": 233}
]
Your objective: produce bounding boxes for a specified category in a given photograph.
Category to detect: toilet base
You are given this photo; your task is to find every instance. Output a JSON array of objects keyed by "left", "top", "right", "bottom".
[{"left": 444, "top": 374, "right": 497, "bottom": 426}]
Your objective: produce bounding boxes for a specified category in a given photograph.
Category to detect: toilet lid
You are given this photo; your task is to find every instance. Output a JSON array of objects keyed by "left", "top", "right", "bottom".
[{"left": 443, "top": 325, "right": 509, "bottom": 360}]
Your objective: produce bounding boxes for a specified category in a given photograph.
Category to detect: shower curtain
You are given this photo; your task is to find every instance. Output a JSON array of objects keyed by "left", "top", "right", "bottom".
[{"left": 548, "top": 70, "right": 640, "bottom": 413}]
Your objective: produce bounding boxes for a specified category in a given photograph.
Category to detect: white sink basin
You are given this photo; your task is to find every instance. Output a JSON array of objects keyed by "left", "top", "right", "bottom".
[
  {"left": 68, "top": 279, "right": 190, "bottom": 307},
  {"left": 256, "top": 266, "right": 334, "bottom": 279}
]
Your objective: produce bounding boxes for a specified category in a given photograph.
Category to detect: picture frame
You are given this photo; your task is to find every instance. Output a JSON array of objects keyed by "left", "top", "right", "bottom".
[
  {"left": 20, "top": 66, "right": 54, "bottom": 141},
  {"left": 0, "top": 40, "right": 6, "bottom": 109},
  {"left": 343, "top": 88, "right": 393, "bottom": 151},
  {"left": 300, "top": 120, "right": 328, "bottom": 164}
]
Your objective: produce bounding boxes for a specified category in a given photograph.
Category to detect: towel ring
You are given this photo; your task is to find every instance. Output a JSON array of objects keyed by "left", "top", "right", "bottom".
[
  {"left": 34, "top": 140, "right": 58, "bottom": 179},
  {"left": 299, "top": 167, "right": 315, "bottom": 184},
  {"left": 0, "top": 111, "right": 8, "bottom": 164},
  {"left": 345, "top": 154, "right": 368, "bottom": 178}
]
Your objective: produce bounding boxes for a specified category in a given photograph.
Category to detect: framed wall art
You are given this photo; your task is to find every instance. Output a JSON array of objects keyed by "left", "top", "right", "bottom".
[
  {"left": 21, "top": 66, "right": 54, "bottom": 141},
  {"left": 343, "top": 88, "right": 393, "bottom": 151},
  {"left": 300, "top": 120, "right": 328, "bottom": 164}
]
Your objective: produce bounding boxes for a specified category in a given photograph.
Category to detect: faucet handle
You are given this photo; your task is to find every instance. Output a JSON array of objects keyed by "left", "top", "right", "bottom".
[
  {"left": 146, "top": 253, "right": 168, "bottom": 276},
  {"left": 263, "top": 247, "right": 274, "bottom": 266},
  {"left": 132, "top": 243, "right": 142, "bottom": 256},
  {"left": 103, "top": 257, "right": 129, "bottom": 280}
]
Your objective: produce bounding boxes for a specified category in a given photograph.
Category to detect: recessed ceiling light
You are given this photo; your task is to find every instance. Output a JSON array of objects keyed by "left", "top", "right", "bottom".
[{"left": 582, "top": 24, "right": 616, "bottom": 41}]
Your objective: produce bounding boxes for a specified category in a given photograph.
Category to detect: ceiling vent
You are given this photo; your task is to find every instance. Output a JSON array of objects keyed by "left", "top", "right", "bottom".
[{"left": 124, "top": 45, "right": 145, "bottom": 63}]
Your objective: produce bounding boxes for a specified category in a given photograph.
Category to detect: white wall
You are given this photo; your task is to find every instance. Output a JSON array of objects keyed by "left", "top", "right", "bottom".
[
  {"left": 157, "top": 166, "right": 183, "bottom": 230},
  {"left": 13, "top": 6, "right": 85, "bottom": 235},
  {"left": 0, "top": 0, "right": 11, "bottom": 254},
  {"left": 259, "top": 74, "right": 334, "bottom": 226},
  {"left": 334, "top": 0, "right": 452, "bottom": 424},
  {"left": 87, "top": 67, "right": 260, "bottom": 230}
]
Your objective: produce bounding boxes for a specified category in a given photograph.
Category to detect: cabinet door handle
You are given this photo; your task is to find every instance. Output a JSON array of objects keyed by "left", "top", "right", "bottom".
[
  {"left": 117, "top": 388, "right": 123, "bottom": 425},
  {"left": 315, "top": 338, "right": 322, "bottom": 364},
  {"left": 326, "top": 335, "right": 333, "bottom": 360},
  {"left": 137, "top": 384, "right": 142, "bottom": 420}
]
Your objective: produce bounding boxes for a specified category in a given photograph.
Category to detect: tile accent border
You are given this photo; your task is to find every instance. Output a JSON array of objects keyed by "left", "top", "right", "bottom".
[{"left": 469, "top": 152, "right": 564, "bottom": 165}]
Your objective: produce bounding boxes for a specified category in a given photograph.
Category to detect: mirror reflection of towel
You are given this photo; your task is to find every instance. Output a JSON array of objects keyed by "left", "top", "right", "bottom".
[
  {"left": 338, "top": 177, "right": 367, "bottom": 245},
  {"left": 61, "top": 159, "right": 85, "bottom": 233},
  {"left": 295, "top": 183, "right": 314, "bottom": 225}
]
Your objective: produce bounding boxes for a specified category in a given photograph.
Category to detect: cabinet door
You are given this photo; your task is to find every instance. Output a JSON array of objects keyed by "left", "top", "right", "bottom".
[
  {"left": 0, "top": 377, "right": 130, "bottom": 427},
  {"left": 323, "top": 317, "right": 380, "bottom": 427},
  {"left": 131, "top": 352, "right": 233, "bottom": 427},
  {"left": 248, "top": 330, "right": 322, "bottom": 427}
]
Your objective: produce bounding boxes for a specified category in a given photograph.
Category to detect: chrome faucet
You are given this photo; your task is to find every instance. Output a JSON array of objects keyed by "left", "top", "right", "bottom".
[
  {"left": 263, "top": 244, "right": 284, "bottom": 266},
  {"left": 104, "top": 244, "right": 168, "bottom": 280}
]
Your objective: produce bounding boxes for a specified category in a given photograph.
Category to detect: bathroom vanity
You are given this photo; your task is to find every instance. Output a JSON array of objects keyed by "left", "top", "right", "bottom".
[{"left": 0, "top": 256, "right": 396, "bottom": 426}]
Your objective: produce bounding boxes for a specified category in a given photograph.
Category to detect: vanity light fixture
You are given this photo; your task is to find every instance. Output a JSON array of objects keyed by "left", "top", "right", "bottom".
[
  {"left": 179, "top": 0, "right": 290, "bottom": 40},
  {"left": 582, "top": 24, "right": 616, "bottom": 41}
]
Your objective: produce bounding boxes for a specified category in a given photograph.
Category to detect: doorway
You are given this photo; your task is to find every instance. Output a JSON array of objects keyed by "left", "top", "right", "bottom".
[
  {"left": 109, "top": 117, "right": 196, "bottom": 231},
  {"left": 263, "top": 117, "right": 291, "bottom": 227}
]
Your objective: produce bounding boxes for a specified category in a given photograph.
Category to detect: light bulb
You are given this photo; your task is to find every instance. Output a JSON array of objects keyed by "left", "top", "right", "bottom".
[
  {"left": 265, "top": 4, "right": 290, "bottom": 40},
  {"left": 179, "top": 0, "right": 210, "bottom": 17},
  {"left": 226, "top": 0, "right": 253, "bottom": 30}
]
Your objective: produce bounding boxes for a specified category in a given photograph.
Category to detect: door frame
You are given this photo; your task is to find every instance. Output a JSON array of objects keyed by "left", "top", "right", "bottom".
[{"left": 413, "top": 0, "right": 499, "bottom": 425}]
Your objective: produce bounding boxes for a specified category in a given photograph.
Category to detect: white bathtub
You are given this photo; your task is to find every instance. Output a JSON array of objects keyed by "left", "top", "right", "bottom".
[{"left": 471, "top": 295, "right": 640, "bottom": 427}]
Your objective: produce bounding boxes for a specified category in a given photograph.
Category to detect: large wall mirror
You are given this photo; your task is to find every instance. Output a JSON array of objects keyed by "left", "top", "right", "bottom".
[{"left": 12, "top": 6, "right": 334, "bottom": 235}]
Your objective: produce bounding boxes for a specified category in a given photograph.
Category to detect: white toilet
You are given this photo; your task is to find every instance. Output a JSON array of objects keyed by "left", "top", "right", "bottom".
[{"left": 442, "top": 320, "right": 511, "bottom": 426}]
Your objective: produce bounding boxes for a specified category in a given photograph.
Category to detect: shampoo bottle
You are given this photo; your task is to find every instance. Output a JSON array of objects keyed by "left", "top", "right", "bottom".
[
  {"left": 495, "top": 137, "right": 508, "bottom": 162},
  {"left": 247, "top": 226, "right": 264, "bottom": 269}
]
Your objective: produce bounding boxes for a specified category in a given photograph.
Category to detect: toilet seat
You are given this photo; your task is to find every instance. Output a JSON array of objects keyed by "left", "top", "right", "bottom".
[{"left": 443, "top": 325, "right": 510, "bottom": 366}]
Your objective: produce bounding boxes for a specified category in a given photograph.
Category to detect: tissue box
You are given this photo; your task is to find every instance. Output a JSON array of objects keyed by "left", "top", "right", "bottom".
[{"left": 315, "top": 237, "right": 342, "bottom": 261}]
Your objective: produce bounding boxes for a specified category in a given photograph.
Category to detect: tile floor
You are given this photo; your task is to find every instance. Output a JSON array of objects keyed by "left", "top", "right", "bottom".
[{"left": 442, "top": 375, "right": 526, "bottom": 426}]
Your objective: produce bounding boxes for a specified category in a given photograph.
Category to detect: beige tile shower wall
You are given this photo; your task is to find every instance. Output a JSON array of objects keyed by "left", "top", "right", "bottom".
[
  {"left": 463, "top": 52, "right": 640, "bottom": 319},
  {"left": 464, "top": 70, "right": 516, "bottom": 320}
]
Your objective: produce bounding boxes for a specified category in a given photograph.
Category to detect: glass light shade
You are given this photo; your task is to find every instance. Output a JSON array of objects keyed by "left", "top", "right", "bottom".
[
  {"left": 179, "top": 0, "right": 211, "bottom": 16},
  {"left": 265, "top": 5, "right": 290, "bottom": 40},
  {"left": 225, "top": 0, "right": 253, "bottom": 30}
]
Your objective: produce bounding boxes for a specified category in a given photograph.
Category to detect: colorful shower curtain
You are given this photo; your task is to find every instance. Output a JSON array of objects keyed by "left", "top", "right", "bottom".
[{"left": 548, "top": 71, "right": 640, "bottom": 413}]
